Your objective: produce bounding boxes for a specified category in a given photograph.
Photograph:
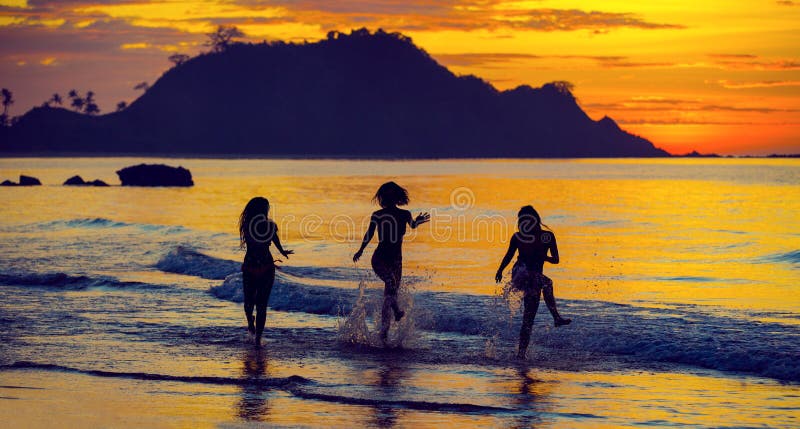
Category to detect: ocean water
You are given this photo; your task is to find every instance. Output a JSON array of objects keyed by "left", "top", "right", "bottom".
[{"left": 0, "top": 157, "right": 798, "bottom": 428}]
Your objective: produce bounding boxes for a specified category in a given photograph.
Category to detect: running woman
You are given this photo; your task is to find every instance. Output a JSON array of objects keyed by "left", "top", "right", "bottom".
[
  {"left": 353, "top": 182, "right": 430, "bottom": 345},
  {"left": 239, "top": 197, "right": 293, "bottom": 348},
  {"left": 496, "top": 205, "right": 571, "bottom": 358}
]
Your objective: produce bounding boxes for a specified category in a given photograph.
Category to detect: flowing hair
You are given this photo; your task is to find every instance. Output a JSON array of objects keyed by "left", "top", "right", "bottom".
[
  {"left": 517, "top": 205, "right": 552, "bottom": 236},
  {"left": 372, "top": 181, "right": 409, "bottom": 208},
  {"left": 239, "top": 197, "right": 270, "bottom": 249}
]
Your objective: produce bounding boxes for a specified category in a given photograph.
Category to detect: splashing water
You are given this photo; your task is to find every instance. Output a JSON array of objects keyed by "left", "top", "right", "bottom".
[
  {"left": 483, "top": 280, "right": 524, "bottom": 359},
  {"left": 390, "top": 277, "right": 421, "bottom": 348},
  {"left": 337, "top": 267, "right": 422, "bottom": 349},
  {"left": 483, "top": 333, "right": 499, "bottom": 359},
  {"left": 336, "top": 278, "right": 372, "bottom": 346}
]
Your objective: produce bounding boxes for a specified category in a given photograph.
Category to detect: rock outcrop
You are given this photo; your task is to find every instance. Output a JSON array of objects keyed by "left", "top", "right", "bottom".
[
  {"left": 1, "top": 29, "right": 669, "bottom": 158},
  {"left": 63, "top": 175, "right": 109, "bottom": 186},
  {"left": 1, "top": 175, "right": 42, "bottom": 186},
  {"left": 19, "top": 175, "right": 41, "bottom": 186},
  {"left": 116, "top": 164, "right": 193, "bottom": 187}
]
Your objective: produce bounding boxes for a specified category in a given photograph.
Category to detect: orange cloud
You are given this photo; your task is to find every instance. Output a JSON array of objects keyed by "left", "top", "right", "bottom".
[
  {"left": 708, "top": 55, "right": 800, "bottom": 71},
  {"left": 585, "top": 98, "right": 799, "bottom": 114},
  {"left": 708, "top": 53, "right": 757, "bottom": 59},
  {"left": 0, "top": 0, "right": 798, "bottom": 154},
  {"left": 433, "top": 52, "right": 542, "bottom": 67},
  {"left": 717, "top": 80, "right": 800, "bottom": 89}
]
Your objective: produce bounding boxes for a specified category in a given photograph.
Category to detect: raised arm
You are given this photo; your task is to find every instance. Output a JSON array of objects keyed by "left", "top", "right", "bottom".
[
  {"left": 409, "top": 210, "right": 430, "bottom": 229},
  {"left": 353, "top": 215, "right": 377, "bottom": 262},
  {"left": 495, "top": 235, "right": 518, "bottom": 283},
  {"left": 544, "top": 233, "right": 559, "bottom": 264},
  {"left": 271, "top": 225, "right": 293, "bottom": 258}
]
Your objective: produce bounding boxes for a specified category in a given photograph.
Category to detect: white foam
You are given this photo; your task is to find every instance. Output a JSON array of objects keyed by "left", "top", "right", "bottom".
[{"left": 191, "top": 247, "right": 800, "bottom": 382}]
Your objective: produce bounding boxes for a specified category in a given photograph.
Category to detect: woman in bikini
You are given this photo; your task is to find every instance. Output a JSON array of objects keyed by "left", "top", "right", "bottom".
[
  {"left": 496, "top": 205, "right": 571, "bottom": 358},
  {"left": 239, "top": 196, "right": 293, "bottom": 348},
  {"left": 353, "top": 182, "right": 430, "bottom": 345}
]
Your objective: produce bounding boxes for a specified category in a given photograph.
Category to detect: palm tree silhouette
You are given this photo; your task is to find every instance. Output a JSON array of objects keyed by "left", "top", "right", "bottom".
[
  {"left": 49, "top": 93, "right": 63, "bottom": 106},
  {"left": 0, "top": 88, "right": 13, "bottom": 126},
  {"left": 1, "top": 88, "right": 13, "bottom": 117},
  {"left": 84, "top": 91, "right": 100, "bottom": 115},
  {"left": 69, "top": 90, "right": 85, "bottom": 112}
]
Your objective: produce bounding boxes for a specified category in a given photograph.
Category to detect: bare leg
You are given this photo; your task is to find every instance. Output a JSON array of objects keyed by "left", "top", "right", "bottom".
[
  {"left": 254, "top": 304, "right": 267, "bottom": 348},
  {"left": 244, "top": 306, "right": 255, "bottom": 334},
  {"left": 392, "top": 266, "right": 404, "bottom": 321},
  {"left": 243, "top": 273, "right": 256, "bottom": 334},
  {"left": 390, "top": 300, "right": 402, "bottom": 318},
  {"left": 540, "top": 276, "right": 571, "bottom": 327},
  {"left": 375, "top": 258, "right": 403, "bottom": 345},
  {"left": 380, "top": 294, "right": 393, "bottom": 344},
  {"left": 390, "top": 293, "right": 404, "bottom": 322},
  {"left": 252, "top": 268, "right": 275, "bottom": 348},
  {"left": 518, "top": 288, "right": 541, "bottom": 359}
]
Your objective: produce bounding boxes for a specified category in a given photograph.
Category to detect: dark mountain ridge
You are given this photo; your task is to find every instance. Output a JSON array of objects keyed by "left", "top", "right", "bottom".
[{"left": 1, "top": 28, "right": 668, "bottom": 157}]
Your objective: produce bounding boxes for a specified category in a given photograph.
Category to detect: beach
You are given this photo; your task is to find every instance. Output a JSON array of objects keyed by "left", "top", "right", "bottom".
[{"left": 1, "top": 157, "right": 798, "bottom": 427}]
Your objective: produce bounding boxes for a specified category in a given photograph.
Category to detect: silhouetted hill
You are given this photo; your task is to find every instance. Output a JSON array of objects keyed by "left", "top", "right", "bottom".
[
  {"left": 678, "top": 150, "right": 721, "bottom": 158},
  {"left": 1, "top": 28, "right": 668, "bottom": 157}
]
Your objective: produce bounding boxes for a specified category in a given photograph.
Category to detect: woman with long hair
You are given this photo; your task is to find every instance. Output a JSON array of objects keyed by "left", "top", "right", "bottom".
[
  {"left": 496, "top": 205, "right": 571, "bottom": 358},
  {"left": 239, "top": 196, "right": 293, "bottom": 348},
  {"left": 353, "top": 182, "right": 430, "bottom": 345}
]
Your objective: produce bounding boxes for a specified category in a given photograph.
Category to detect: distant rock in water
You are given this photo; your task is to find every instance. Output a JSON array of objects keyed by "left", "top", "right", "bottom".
[
  {"left": 64, "top": 175, "right": 85, "bottom": 185},
  {"left": 117, "top": 164, "right": 193, "bottom": 187},
  {"left": 2, "top": 175, "right": 42, "bottom": 186},
  {"left": 20, "top": 175, "right": 42, "bottom": 186},
  {"left": 679, "top": 150, "right": 721, "bottom": 158},
  {"left": 1, "top": 28, "right": 669, "bottom": 158},
  {"left": 64, "top": 175, "right": 109, "bottom": 186}
]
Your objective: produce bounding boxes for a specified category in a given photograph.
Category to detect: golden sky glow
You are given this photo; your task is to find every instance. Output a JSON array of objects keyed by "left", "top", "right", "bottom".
[{"left": 1, "top": 0, "right": 798, "bottom": 154}]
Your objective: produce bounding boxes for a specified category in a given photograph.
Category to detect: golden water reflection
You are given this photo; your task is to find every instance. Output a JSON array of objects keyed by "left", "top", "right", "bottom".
[
  {"left": 2, "top": 158, "right": 797, "bottom": 316},
  {"left": 235, "top": 348, "right": 270, "bottom": 421},
  {"left": 2, "top": 362, "right": 798, "bottom": 428}
]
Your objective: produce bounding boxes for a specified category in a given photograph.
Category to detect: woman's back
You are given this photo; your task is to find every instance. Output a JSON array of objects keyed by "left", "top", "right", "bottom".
[
  {"left": 372, "top": 206, "right": 411, "bottom": 259},
  {"left": 514, "top": 230, "right": 555, "bottom": 273},
  {"left": 244, "top": 219, "right": 276, "bottom": 263}
]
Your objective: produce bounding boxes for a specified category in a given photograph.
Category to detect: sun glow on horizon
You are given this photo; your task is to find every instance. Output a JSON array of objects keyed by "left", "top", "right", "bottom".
[{"left": 0, "top": 0, "right": 798, "bottom": 155}]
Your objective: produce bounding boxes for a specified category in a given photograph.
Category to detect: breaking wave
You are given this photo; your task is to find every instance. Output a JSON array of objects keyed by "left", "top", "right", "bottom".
[
  {"left": 2, "top": 362, "right": 512, "bottom": 413},
  {"left": 1, "top": 361, "right": 309, "bottom": 387},
  {"left": 155, "top": 246, "right": 241, "bottom": 280},
  {"left": 21, "top": 246, "right": 797, "bottom": 383},
  {"left": 762, "top": 249, "right": 800, "bottom": 266},
  {"left": 3, "top": 217, "right": 190, "bottom": 234},
  {"left": 169, "top": 248, "right": 800, "bottom": 383},
  {"left": 0, "top": 271, "right": 161, "bottom": 291}
]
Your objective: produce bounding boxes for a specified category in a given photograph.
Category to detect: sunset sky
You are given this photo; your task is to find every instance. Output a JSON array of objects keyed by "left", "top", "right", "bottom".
[{"left": 1, "top": 0, "right": 798, "bottom": 155}]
